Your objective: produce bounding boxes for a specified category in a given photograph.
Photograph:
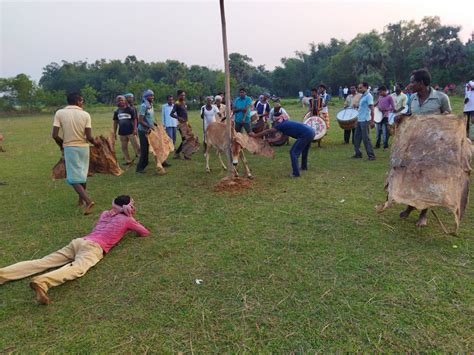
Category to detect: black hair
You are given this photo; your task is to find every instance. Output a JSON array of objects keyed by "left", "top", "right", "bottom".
[
  {"left": 396, "top": 83, "right": 404, "bottom": 89},
  {"left": 176, "top": 90, "right": 184, "bottom": 96},
  {"left": 361, "top": 82, "right": 369, "bottom": 88},
  {"left": 166, "top": 95, "right": 173, "bottom": 100},
  {"left": 379, "top": 85, "right": 387, "bottom": 91},
  {"left": 114, "top": 195, "right": 131, "bottom": 206},
  {"left": 319, "top": 84, "right": 327, "bottom": 90},
  {"left": 311, "top": 87, "right": 318, "bottom": 92},
  {"left": 239, "top": 88, "right": 246, "bottom": 92},
  {"left": 67, "top": 92, "right": 83, "bottom": 105},
  {"left": 411, "top": 68, "right": 431, "bottom": 86}
]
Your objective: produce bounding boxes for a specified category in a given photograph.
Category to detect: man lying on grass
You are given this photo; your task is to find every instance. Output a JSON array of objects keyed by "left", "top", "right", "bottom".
[{"left": 0, "top": 195, "right": 150, "bottom": 305}]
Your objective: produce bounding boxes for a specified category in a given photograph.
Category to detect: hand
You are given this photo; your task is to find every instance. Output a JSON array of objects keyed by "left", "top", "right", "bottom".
[
  {"left": 94, "top": 138, "right": 101, "bottom": 147},
  {"left": 248, "top": 132, "right": 257, "bottom": 138},
  {"left": 133, "top": 130, "right": 137, "bottom": 136},
  {"left": 369, "top": 121, "right": 375, "bottom": 129}
]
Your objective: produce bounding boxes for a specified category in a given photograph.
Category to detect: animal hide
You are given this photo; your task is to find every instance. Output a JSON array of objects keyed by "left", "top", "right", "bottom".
[
  {"left": 378, "top": 114, "right": 471, "bottom": 229},
  {"left": 233, "top": 132, "right": 275, "bottom": 158},
  {"left": 52, "top": 135, "right": 123, "bottom": 179},
  {"left": 178, "top": 122, "right": 200, "bottom": 157},
  {"left": 0, "top": 133, "right": 5, "bottom": 152}
]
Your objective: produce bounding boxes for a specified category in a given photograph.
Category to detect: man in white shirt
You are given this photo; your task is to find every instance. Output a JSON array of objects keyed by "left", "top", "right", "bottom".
[
  {"left": 464, "top": 81, "right": 474, "bottom": 138},
  {"left": 162, "top": 95, "right": 178, "bottom": 145}
]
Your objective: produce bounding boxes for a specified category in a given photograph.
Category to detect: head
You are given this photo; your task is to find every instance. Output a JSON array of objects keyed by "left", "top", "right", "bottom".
[
  {"left": 116, "top": 95, "right": 126, "bottom": 108},
  {"left": 214, "top": 95, "right": 222, "bottom": 104},
  {"left": 67, "top": 92, "right": 84, "bottom": 107},
  {"left": 206, "top": 96, "right": 213, "bottom": 105},
  {"left": 124, "top": 93, "right": 134, "bottom": 105},
  {"left": 395, "top": 83, "right": 403, "bottom": 94},
  {"left": 143, "top": 89, "right": 154, "bottom": 103},
  {"left": 311, "top": 88, "right": 318, "bottom": 97},
  {"left": 112, "top": 195, "right": 135, "bottom": 217},
  {"left": 263, "top": 92, "right": 270, "bottom": 101},
  {"left": 274, "top": 100, "right": 281, "bottom": 112},
  {"left": 177, "top": 90, "right": 185, "bottom": 101},
  {"left": 239, "top": 88, "right": 247, "bottom": 99},
  {"left": 350, "top": 85, "right": 357, "bottom": 95},
  {"left": 410, "top": 68, "right": 431, "bottom": 93},
  {"left": 166, "top": 95, "right": 174, "bottom": 105},
  {"left": 357, "top": 82, "right": 369, "bottom": 94},
  {"left": 378, "top": 86, "right": 387, "bottom": 97},
  {"left": 318, "top": 85, "right": 327, "bottom": 94}
]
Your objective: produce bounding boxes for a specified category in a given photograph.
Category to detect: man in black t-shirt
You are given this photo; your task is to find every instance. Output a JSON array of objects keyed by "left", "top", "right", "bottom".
[{"left": 113, "top": 95, "right": 140, "bottom": 164}]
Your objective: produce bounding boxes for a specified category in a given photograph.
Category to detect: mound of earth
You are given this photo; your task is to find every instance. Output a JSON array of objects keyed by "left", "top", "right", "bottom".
[{"left": 214, "top": 176, "right": 254, "bottom": 193}]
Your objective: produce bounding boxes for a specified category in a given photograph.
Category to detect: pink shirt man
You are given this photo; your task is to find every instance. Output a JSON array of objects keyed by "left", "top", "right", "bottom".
[{"left": 377, "top": 95, "right": 396, "bottom": 118}]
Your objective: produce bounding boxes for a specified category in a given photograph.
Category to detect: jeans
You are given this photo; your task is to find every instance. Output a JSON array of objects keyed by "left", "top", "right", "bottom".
[
  {"left": 353, "top": 121, "right": 375, "bottom": 158},
  {"left": 165, "top": 127, "right": 177, "bottom": 145},
  {"left": 136, "top": 130, "right": 149, "bottom": 172},
  {"left": 344, "top": 129, "right": 355, "bottom": 144},
  {"left": 290, "top": 134, "right": 313, "bottom": 176},
  {"left": 375, "top": 117, "right": 389, "bottom": 148},
  {"left": 235, "top": 121, "right": 251, "bottom": 134}
]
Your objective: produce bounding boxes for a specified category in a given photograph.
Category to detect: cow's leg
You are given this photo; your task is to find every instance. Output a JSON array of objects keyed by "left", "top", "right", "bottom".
[
  {"left": 217, "top": 151, "right": 227, "bottom": 170},
  {"left": 239, "top": 150, "right": 252, "bottom": 179},
  {"left": 205, "top": 144, "right": 211, "bottom": 173}
]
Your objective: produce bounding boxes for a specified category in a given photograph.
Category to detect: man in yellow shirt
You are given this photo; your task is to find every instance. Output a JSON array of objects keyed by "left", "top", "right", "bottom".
[{"left": 52, "top": 93, "right": 98, "bottom": 215}]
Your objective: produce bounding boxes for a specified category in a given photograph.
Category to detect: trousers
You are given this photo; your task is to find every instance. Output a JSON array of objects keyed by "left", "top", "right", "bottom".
[
  {"left": 290, "top": 134, "right": 313, "bottom": 176},
  {"left": 136, "top": 130, "right": 149, "bottom": 172},
  {"left": 119, "top": 134, "right": 140, "bottom": 163},
  {"left": 0, "top": 238, "right": 103, "bottom": 292},
  {"left": 353, "top": 121, "right": 375, "bottom": 158}
]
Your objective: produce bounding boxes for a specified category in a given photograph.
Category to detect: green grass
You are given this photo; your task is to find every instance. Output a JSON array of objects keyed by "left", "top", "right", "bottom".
[{"left": 0, "top": 96, "right": 472, "bottom": 352}]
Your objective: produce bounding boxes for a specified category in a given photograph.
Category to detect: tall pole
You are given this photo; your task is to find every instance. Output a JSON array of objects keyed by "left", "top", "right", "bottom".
[{"left": 219, "top": 0, "right": 234, "bottom": 175}]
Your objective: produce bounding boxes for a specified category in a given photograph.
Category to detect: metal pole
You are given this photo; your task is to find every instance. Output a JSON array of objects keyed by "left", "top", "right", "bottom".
[{"left": 219, "top": 0, "right": 234, "bottom": 175}]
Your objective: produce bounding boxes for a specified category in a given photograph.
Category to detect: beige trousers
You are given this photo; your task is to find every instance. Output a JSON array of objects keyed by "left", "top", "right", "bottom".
[
  {"left": 0, "top": 238, "right": 103, "bottom": 292},
  {"left": 120, "top": 134, "right": 140, "bottom": 163}
]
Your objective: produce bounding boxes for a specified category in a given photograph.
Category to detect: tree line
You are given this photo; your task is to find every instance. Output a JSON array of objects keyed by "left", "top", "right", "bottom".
[{"left": 1, "top": 16, "right": 472, "bottom": 113}]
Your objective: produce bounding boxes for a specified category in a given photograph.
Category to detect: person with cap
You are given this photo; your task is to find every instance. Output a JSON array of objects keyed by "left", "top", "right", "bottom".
[
  {"left": 162, "top": 95, "right": 178, "bottom": 145},
  {"left": 464, "top": 81, "right": 474, "bottom": 137},
  {"left": 124, "top": 93, "right": 137, "bottom": 117},
  {"left": 232, "top": 88, "right": 253, "bottom": 133},
  {"left": 136, "top": 89, "right": 156, "bottom": 173},
  {"left": 113, "top": 95, "right": 140, "bottom": 165},
  {"left": 250, "top": 112, "right": 315, "bottom": 178},
  {"left": 0, "top": 195, "right": 150, "bottom": 305}
]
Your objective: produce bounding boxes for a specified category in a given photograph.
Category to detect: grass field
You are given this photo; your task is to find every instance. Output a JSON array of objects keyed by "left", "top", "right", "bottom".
[{"left": 0, "top": 97, "right": 472, "bottom": 352}]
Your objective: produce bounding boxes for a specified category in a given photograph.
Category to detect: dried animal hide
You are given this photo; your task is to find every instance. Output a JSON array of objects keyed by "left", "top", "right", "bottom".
[
  {"left": 148, "top": 125, "right": 174, "bottom": 173},
  {"left": 378, "top": 114, "right": 471, "bottom": 230},
  {"left": 52, "top": 135, "right": 123, "bottom": 179},
  {"left": 233, "top": 132, "right": 275, "bottom": 158},
  {"left": 178, "top": 122, "right": 200, "bottom": 158}
]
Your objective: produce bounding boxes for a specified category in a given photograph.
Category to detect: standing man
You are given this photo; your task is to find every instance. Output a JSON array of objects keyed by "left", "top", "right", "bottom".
[
  {"left": 214, "top": 95, "right": 226, "bottom": 120},
  {"left": 124, "top": 93, "right": 137, "bottom": 116},
  {"left": 374, "top": 86, "right": 395, "bottom": 149},
  {"left": 398, "top": 68, "right": 452, "bottom": 227},
  {"left": 391, "top": 83, "right": 408, "bottom": 116},
  {"left": 255, "top": 94, "right": 271, "bottom": 122},
  {"left": 171, "top": 89, "right": 193, "bottom": 160},
  {"left": 200, "top": 96, "right": 219, "bottom": 144},
  {"left": 136, "top": 89, "right": 156, "bottom": 173},
  {"left": 52, "top": 92, "right": 97, "bottom": 214},
  {"left": 352, "top": 82, "right": 376, "bottom": 160},
  {"left": 113, "top": 95, "right": 140, "bottom": 165},
  {"left": 232, "top": 88, "right": 253, "bottom": 133},
  {"left": 162, "top": 95, "right": 178, "bottom": 145},
  {"left": 343, "top": 85, "right": 349, "bottom": 99},
  {"left": 308, "top": 87, "right": 321, "bottom": 117},
  {"left": 343, "top": 85, "right": 361, "bottom": 144},
  {"left": 463, "top": 81, "right": 474, "bottom": 137},
  {"left": 250, "top": 115, "right": 315, "bottom": 178},
  {"left": 318, "top": 84, "right": 330, "bottom": 129},
  {"left": 338, "top": 86, "right": 343, "bottom": 100}
]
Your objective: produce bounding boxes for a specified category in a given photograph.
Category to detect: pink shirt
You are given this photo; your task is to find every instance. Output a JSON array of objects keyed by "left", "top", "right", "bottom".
[
  {"left": 377, "top": 95, "right": 396, "bottom": 117},
  {"left": 83, "top": 211, "right": 150, "bottom": 253}
]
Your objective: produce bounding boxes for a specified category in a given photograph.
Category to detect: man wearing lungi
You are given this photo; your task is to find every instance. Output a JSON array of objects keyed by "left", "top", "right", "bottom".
[{"left": 52, "top": 92, "right": 98, "bottom": 215}]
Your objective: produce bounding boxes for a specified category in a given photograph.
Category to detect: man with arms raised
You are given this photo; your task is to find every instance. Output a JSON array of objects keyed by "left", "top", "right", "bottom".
[
  {"left": 52, "top": 92, "right": 98, "bottom": 215},
  {"left": 398, "top": 68, "right": 451, "bottom": 227}
]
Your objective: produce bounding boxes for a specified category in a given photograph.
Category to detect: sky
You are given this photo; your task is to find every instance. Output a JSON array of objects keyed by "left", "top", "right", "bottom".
[{"left": 1, "top": 0, "right": 473, "bottom": 82}]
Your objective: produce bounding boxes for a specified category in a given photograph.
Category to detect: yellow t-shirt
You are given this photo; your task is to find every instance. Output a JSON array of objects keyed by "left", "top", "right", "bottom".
[{"left": 53, "top": 106, "right": 92, "bottom": 147}]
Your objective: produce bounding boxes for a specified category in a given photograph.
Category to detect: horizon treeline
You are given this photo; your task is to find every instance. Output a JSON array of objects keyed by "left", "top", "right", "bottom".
[{"left": 1, "top": 16, "right": 473, "bottom": 113}]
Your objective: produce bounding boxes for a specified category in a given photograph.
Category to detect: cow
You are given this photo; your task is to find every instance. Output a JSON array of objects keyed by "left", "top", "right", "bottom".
[
  {"left": 204, "top": 121, "right": 274, "bottom": 178},
  {"left": 52, "top": 135, "right": 123, "bottom": 179}
]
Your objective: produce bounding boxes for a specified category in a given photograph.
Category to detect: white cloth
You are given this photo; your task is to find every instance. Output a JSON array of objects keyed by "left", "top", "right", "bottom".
[
  {"left": 320, "top": 93, "right": 329, "bottom": 113},
  {"left": 464, "top": 90, "right": 474, "bottom": 113},
  {"left": 201, "top": 105, "right": 219, "bottom": 132}
]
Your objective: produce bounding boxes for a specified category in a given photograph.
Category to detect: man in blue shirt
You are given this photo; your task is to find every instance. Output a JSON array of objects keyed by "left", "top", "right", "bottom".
[
  {"left": 233, "top": 88, "right": 253, "bottom": 133},
  {"left": 250, "top": 115, "right": 315, "bottom": 177},
  {"left": 352, "top": 82, "right": 376, "bottom": 160},
  {"left": 136, "top": 89, "right": 155, "bottom": 173},
  {"left": 162, "top": 95, "right": 177, "bottom": 145}
]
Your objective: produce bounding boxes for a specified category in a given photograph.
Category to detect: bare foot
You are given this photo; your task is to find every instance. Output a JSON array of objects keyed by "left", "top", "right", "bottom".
[
  {"left": 84, "top": 201, "right": 95, "bottom": 215},
  {"left": 400, "top": 206, "right": 415, "bottom": 219},
  {"left": 30, "top": 282, "right": 50, "bottom": 305},
  {"left": 415, "top": 214, "right": 428, "bottom": 227}
]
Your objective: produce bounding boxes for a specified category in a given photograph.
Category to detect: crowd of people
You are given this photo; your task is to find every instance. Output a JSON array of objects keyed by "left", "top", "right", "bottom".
[{"left": 1, "top": 67, "right": 472, "bottom": 305}]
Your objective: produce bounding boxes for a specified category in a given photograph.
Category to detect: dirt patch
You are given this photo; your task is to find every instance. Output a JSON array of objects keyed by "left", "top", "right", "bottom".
[{"left": 214, "top": 176, "right": 254, "bottom": 193}]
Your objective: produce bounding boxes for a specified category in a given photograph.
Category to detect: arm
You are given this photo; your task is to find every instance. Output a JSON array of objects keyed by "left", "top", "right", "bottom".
[
  {"left": 369, "top": 105, "right": 375, "bottom": 128},
  {"left": 132, "top": 109, "right": 138, "bottom": 135},
  {"left": 113, "top": 120, "right": 118, "bottom": 138},
  {"left": 128, "top": 218, "right": 150, "bottom": 237},
  {"left": 250, "top": 127, "right": 277, "bottom": 138},
  {"left": 441, "top": 95, "right": 452, "bottom": 114},
  {"left": 170, "top": 105, "right": 185, "bottom": 122},
  {"left": 85, "top": 128, "right": 97, "bottom": 146},
  {"left": 51, "top": 126, "right": 63, "bottom": 150}
]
